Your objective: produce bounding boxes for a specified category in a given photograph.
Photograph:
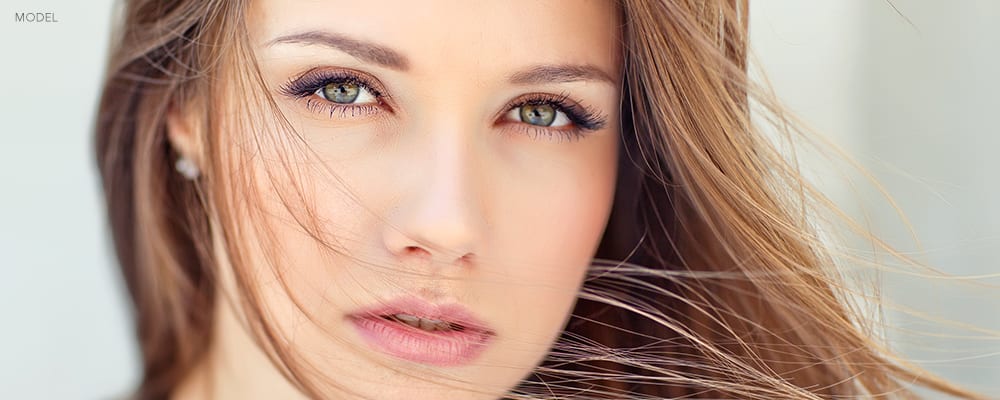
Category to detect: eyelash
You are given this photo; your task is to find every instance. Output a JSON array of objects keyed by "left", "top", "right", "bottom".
[
  {"left": 502, "top": 93, "right": 607, "bottom": 142},
  {"left": 278, "top": 69, "right": 607, "bottom": 142},
  {"left": 278, "top": 69, "right": 388, "bottom": 118}
]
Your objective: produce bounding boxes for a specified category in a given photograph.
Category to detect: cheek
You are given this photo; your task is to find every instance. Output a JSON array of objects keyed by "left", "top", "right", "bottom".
[
  {"left": 487, "top": 144, "right": 618, "bottom": 353},
  {"left": 499, "top": 136, "right": 620, "bottom": 288},
  {"left": 500, "top": 183, "right": 613, "bottom": 286},
  {"left": 231, "top": 148, "right": 368, "bottom": 322}
]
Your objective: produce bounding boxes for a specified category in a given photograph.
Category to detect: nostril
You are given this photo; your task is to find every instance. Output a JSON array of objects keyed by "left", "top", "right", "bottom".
[
  {"left": 404, "top": 246, "right": 430, "bottom": 258},
  {"left": 458, "top": 253, "right": 475, "bottom": 267}
]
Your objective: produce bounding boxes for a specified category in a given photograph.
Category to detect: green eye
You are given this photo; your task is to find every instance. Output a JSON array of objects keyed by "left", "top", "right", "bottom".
[
  {"left": 321, "top": 82, "right": 361, "bottom": 104},
  {"left": 519, "top": 104, "right": 556, "bottom": 126}
]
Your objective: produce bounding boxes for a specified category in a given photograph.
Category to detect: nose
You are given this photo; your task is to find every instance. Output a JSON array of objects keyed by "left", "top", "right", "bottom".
[{"left": 381, "top": 126, "right": 486, "bottom": 270}]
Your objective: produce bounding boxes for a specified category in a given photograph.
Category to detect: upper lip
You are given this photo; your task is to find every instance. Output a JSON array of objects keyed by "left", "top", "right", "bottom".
[{"left": 348, "top": 295, "right": 496, "bottom": 334}]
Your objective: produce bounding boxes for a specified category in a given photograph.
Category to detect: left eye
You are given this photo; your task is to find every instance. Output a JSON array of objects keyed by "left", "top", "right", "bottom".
[
  {"left": 315, "top": 81, "right": 377, "bottom": 104},
  {"left": 506, "top": 104, "right": 572, "bottom": 127}
]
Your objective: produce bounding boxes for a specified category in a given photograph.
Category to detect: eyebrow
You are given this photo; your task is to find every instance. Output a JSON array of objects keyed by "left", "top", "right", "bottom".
[
  {"left": 508, "top": 64, "right": 616, "bottom": 86},
  {"left": 266, "top": 31, "right": 410, "bottom": 70},
  {"left": 267, "top": 30, "right": 616, "bottom": 86}
]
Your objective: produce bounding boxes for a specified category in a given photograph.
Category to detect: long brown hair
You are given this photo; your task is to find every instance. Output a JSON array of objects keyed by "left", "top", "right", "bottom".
[{"left": 94, "top": 0, "right": 983, "bottom": 398}]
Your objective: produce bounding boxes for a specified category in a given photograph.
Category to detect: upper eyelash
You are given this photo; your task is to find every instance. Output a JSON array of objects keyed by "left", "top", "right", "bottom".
[
  {"left": 278, "top": 70, "right": 608, "bottom": 140},
  {"left": 278, "top": 69, "right": 385, "bottom": 100},
  {"left": 504, "top": 92, "right": 608, "bottom": 132}
]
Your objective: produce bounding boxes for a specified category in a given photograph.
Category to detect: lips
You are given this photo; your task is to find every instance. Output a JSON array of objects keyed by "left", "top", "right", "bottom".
[{"left": 347, "top": 295, "right": 496, "bottom": 367}]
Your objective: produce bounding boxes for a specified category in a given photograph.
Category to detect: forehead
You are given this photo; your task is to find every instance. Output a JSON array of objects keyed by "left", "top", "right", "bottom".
[{"left": 248, "top": 0, "right": 622, "bottom": 78}]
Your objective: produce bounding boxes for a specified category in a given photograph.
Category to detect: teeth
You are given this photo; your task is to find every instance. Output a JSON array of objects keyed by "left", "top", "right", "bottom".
[
  {"left": 394, "top": 313, "right": 420, "bottom": 326},
  {"left": 389, "top": 313, "right": 453, "bottom": 331},
  {"left": 419, "top": 318, "right": 442, "bottom": 331}
]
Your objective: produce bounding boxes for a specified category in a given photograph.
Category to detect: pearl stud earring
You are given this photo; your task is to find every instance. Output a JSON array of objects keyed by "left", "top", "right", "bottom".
[{"left": 175, "top": 156, "right": 200, "bottom": 180}]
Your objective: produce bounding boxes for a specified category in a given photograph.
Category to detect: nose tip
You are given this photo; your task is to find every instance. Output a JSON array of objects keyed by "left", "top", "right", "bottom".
[
  {"left": 383, "top": 221, "right": 478, "bottom": 268},
  {"left": 381, "top": 171, "right": 484, "bottom": 269}
]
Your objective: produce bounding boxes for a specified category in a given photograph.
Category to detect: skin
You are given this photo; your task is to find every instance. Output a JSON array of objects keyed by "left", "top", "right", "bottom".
[{"left": 169, "top": 1, "right": 622, "bottom": 398}]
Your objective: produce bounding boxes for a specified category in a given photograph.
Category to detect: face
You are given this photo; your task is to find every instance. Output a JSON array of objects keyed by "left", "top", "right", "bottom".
[{"left": 206, "top": 1, "right": 621, "bottom": 399}]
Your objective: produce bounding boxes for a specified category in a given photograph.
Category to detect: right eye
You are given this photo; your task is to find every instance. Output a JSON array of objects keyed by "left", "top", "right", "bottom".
[
  {"left": 316, "top": 80, "right": 378, "bottom": 105},
  {"left": 508, "top": 103, "right": 573, "bottom": 128},
  {"left": 279, "top": 69, "right": 390, "bottom": 119}
]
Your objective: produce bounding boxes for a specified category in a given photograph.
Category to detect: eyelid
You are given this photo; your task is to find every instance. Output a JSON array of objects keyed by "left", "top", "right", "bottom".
[
  {"left": 275, "top": 69, "right": 391, "bottom": 122},
  {"left": 496, "top": 92, "right": 607, "bottom": 131},
  {"left": 279, "top": 67, "right": 391, "bottom": 102}
]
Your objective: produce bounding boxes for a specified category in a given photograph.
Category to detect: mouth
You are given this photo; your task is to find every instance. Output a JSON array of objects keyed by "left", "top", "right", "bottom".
[
  {"left": 379, "top": 313, "right": 469, "bottom": 332},
  {"left": 347, "top": 295, "right": 496, "bottom": 367}
]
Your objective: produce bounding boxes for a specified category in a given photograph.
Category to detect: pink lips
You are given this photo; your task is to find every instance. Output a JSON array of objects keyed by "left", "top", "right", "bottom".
[{"left": 347, "top": 295, "right": 496, "bottom": 367}]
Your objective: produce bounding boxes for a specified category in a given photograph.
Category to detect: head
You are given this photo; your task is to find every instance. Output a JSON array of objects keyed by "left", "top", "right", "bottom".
[{"left": 95, "top": 0, "right": 979, "bottom": 399}]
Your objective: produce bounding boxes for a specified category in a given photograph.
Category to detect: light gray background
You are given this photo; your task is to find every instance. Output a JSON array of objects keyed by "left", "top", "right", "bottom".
[{"left": 1, "top": 1, "right": 997, "bottom": 398}]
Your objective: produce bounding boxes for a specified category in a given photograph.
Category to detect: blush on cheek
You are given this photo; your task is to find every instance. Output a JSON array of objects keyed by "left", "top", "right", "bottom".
[{"left": 509, "top": 200, "right": 609, "bottom": 290}]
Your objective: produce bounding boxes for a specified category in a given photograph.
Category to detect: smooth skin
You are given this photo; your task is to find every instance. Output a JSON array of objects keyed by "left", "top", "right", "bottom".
[{"left": 169, "top": 1, "right": 622, "bottom": 398}]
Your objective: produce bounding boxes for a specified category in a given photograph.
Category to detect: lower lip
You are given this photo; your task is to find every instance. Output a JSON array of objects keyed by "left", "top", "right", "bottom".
[{"left": 349, "top": 316, "right": 493, "bottom": 367}]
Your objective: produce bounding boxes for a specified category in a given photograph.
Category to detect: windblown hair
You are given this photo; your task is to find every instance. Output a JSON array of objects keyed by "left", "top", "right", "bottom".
[{"left": 94, "top": 0, "right": 982, "bottom": 399}]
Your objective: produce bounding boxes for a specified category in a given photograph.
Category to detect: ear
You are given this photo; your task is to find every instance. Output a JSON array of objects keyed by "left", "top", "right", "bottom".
[{"left": 165, "top": 102, "right": 205, "bottom": 169}]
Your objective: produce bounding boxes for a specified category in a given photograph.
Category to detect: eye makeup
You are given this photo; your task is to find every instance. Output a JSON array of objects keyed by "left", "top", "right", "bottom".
[
  {"left": 497, "top": 92, "right": 607, "bottom": 142},
  {"left": 278, "top": 68, "right": 389, "bottom": 119},
  {"left": 277, "top": 67, "right": 609, "bottom": 142}
]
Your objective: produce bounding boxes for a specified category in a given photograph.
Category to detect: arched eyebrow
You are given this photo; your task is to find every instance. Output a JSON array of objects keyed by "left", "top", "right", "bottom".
[
  {"left": 508, "top": 64, "right": 616, "bottom": 86},
  {"left": 267, "top": 30, "right": 615, "bottom": 86},
  {"left": 266, "top": 31, "right": 411, "bottom": 70}
]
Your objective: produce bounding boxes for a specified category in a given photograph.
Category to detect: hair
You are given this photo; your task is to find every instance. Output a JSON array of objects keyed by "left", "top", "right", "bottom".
[{"left": 94, "top": 0, "right": 985, "bottom": 399}]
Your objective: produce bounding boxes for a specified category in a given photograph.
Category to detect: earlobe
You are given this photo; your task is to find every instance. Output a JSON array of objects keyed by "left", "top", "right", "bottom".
[{"left": 165, "top": 103, "right": 204, "bottom": 170}]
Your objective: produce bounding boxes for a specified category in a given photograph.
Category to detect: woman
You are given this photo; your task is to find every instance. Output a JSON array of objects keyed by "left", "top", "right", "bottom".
[{"left": 94, "top": 0, "right": 983, "bottom": 399}]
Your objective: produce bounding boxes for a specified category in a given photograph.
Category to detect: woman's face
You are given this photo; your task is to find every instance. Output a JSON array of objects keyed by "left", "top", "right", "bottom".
[{"left": 212, "top": 1, "right": 621, "bottom": 398}]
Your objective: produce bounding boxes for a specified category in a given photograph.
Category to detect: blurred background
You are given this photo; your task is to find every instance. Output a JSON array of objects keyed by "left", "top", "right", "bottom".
[{"left": 1, "top": 0, "right": 997, "bottom": 398}]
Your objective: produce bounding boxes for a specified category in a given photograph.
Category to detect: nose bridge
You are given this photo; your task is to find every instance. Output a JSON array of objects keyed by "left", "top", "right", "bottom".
[{"left": 383, "top": 105, "right": 486, "bottom": 267}]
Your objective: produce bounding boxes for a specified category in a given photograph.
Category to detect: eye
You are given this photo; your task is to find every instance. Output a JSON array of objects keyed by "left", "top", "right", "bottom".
[
  {"left": 500, "top": 93, "right": 606, "bottom": 132},
  {"left": 278, "top": 68, "right": 388, "bottom": 118},
  {"left": 496, "top": 94, "right": 608, "bottom": 143},
  {"left": 508, "top": 104, "right": 572, "bottom": 127},
  {"left": 316, "top": 81, "right": 377, "bottom": 105}
]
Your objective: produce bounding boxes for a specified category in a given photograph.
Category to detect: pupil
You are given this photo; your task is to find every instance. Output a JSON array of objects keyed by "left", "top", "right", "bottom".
[
  {"left": 520, "top": 104, "right": 555, "bottom": 126},
  {"left": 322, "top": 82, "right": 359, "bottom": 104}
]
